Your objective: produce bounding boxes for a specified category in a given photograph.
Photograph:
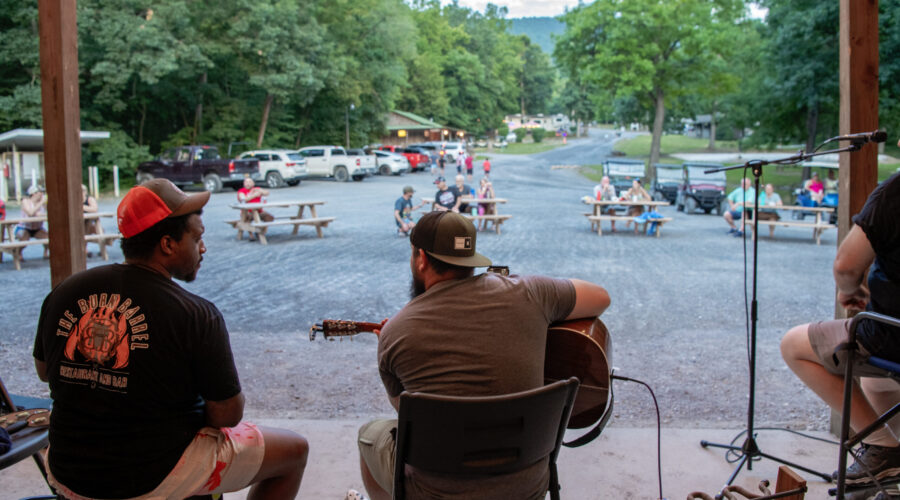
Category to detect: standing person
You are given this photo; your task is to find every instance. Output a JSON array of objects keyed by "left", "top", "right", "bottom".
[
  {"left": 15, "top": 185, "right": 49, "bottom": 259},
  {"left": 355, "top": 211, "right": 610, "bottom": 500},
  {"left": 455, "top": 149, "right": 464, "bottom": 175},
  {"left": 723, "top": 177, "right": 756, "bottom": 237},
  {"left": 450, "top": 175, "right": 473, "bottom": 215},
  {"left": 465, "top": 153, "right": 474, "bottom": 181},
  {"left": 781, "top": 170, "right": 900, "bottom": 485},
  {"left": 825, "top": 169, "right": 839, "bottom": 196},
  {"left": 237, "top": 177, "right": 274, "bottom": 223},
  {"left": 482, "top": 157, "right": 491, "bottom": 177},
  {"left": 394, "top": 185, "right": 425, "bottom": 236},
  {"left": 438, "top": 152, "right": 446, "bottom": 177},
  {"left": 592, "top": 176, "right": 619, "bottom": 233},
  {"left": 32, "top": 179, "right": 309, "bottom": 500},
  {"left": 432, "top": 177, "right": 459, "bottom": 213}
]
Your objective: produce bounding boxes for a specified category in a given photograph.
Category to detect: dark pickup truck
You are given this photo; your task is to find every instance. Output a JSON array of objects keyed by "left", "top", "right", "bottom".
[{"left": 136, "top": 145, "right": 260, "bottom": 192}]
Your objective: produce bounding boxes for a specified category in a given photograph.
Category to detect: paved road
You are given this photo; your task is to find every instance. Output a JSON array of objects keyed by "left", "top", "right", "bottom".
[{"left": 0, "top": 129, "right": 839, "bottom": 431}]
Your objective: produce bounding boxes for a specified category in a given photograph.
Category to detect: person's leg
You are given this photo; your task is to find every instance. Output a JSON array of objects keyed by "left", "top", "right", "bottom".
[
  {"left": 860, "top": 377, "right": 900, "bottom": 446},
  {"left": 781, "top": 323, "right": 881, "bottom": 433},
  {"left": 37, "top": 229, "right": 49, "bottom": 258},
  {"left": 606, "top": 207, "right": 617, "bottom": 232},
  {"left": 360, "top": 456, "right": 390, "bottom": 500},
  {"left": 260, "top": 211, "right": 274, "bottom": 222},
  {"left": 724, "top": 211, "right": 735, "bottom": 230},
  {"left": 246, "top": 426, "right": 309, "bottom": 500},
  {"left": 357, "top": 419, "right": 396, "bottom": 500}
]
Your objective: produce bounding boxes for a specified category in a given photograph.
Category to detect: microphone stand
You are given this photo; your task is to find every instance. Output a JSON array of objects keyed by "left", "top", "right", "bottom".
[{"left": 699, "top": 141, "right": 865, "bottom": 493}]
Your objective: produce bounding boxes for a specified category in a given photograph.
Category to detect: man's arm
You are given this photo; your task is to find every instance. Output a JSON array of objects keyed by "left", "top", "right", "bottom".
[
  {"left": 35, "top": 358, "right": 48, "bottom": 382},
  {"left": 833, "top": 225, "right": 875, "bottom": 311},
  {"left": 394, "top": 209, "right": 404, "bottom": 224},
  {"left": 565, "top": 279, "right": 610, "bottom": 320},
  {"left": 205, "top": 392, "right": 245, "bottom": 428},
  {"left": 83, "top": 196, "right": 98, "bottom": 213}
]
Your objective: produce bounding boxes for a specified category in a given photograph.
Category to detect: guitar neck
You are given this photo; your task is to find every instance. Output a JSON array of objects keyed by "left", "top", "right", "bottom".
[{"left": 309, "top": 320, "right": 382, "bottom": 341}]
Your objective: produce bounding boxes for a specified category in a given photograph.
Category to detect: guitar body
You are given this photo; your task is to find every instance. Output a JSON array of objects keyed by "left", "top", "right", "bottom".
[{"left": 545, "top": 317, "right": 612, "bottom": 429}]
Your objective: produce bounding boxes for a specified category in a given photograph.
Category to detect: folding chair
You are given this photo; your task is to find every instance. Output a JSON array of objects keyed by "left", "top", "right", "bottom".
[
  {"left": 834, "top": 312, "right": 900, "bottom": 499},
  {"left": 392, "top": 377, "right": 580, "bottom": 500},
  {"left": 0, "top": 374, "right": 55, "bottom": 500}
]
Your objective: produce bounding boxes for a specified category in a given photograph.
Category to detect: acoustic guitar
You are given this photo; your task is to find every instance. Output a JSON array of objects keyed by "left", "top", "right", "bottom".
[{"left": 309, "top": 317, "right": 613, "bottom": 438}]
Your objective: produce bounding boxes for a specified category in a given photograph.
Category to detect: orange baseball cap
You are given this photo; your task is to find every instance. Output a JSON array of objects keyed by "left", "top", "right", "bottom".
[{"left": 117, "top": 179, "right": 210, "bottom": 238}]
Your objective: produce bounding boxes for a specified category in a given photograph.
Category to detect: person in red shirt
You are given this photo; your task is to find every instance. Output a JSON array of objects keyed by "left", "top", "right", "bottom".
[
  {"left": 237, "top": 178, "right": 274, "bottom": 223},
  {"left": 482, "top": 158, "right": 491, "bottom": 177}
]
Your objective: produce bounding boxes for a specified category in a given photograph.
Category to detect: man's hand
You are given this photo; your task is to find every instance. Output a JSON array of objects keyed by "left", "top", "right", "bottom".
[
  {"left": 838, "top": 285, "right": 869, "bottom": 315},
  {"left": 372, "top": 318, "right": 389, "bottom": 337}
]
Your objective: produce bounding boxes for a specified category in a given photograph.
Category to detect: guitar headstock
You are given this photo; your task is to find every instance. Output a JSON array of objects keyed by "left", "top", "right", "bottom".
[{"left": 309, "top": 320, "right": 369, "bottom": 341}]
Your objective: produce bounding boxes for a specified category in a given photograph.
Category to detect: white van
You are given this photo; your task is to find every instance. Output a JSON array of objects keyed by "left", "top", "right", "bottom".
[{"left": 237, "top": 149, "right": 308, "bottom": 188}]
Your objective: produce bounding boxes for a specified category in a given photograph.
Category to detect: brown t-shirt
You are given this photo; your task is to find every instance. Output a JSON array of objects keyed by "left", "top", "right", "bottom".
[{"left": 378, "top": 273, "right": 576, "bottom": 499}]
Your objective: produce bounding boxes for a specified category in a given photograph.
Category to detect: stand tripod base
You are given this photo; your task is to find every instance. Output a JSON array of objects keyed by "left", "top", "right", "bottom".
[{"left": 700, "top": 435, "right": 833, "bottom": 488}]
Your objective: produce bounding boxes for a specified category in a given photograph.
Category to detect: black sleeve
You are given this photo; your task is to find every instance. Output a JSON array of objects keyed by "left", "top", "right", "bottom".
[
  {"left": 192, "top": 304, "right": 241, "bottom": 402},
  {"left": 32, "top": 294, "right": 51, "bottom": 362},
  {"left": 853, "top": 172, "right": 900, "bottom": 255}
]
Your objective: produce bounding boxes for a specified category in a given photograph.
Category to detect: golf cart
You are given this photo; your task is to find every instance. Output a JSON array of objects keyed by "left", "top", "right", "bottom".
[
  {"left": 652, "top": 163, "right": 684, "bottom": 203},
  {"left": 676, "top": 163, "right": 727, "bottom": 215},
  {"left": 603, "top": 158, "right": 647, "bottom": 194},
  {"left": 793, "top": 162, "right": 838, "bottom": 223}
]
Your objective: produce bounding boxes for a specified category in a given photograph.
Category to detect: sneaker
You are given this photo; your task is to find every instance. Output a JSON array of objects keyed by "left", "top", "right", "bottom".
[
  {"left": 838, "top": 444, "right": 900, "bottom": 485},
  {"left": 733, "top": 230, "right": 743, "bottom": 237},
  {"left": 727, "top": 228, "right": 737, "bottom": 234}
]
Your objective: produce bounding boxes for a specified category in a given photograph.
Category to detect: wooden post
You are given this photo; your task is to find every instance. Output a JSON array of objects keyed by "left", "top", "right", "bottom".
[
  {"left": 39, "top": 0, "right": 86, "bottom": 287},
  {"left": 831, "top": 0, "right": 879, "bottom": 437}
]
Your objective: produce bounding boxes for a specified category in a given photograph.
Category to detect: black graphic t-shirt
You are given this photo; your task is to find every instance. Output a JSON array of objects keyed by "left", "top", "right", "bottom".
[
  {"left": 33, "top": 264, "right": 241, "bottom": 498},
  {"left": 435, "top": 188, "right": 457, "bottom": 210},
  {"left": 852, "top": 172, "right": 900, "bottom": 360}
]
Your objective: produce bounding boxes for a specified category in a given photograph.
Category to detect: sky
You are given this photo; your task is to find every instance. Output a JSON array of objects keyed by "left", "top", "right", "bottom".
[{"left": 441, "top": 1, "right": 767, "bottom": 19}]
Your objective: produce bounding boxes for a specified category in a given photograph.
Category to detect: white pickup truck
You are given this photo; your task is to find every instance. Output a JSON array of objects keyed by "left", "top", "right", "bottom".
[{"left": 297, "top": 145, "right": 371, "bottom": 182}]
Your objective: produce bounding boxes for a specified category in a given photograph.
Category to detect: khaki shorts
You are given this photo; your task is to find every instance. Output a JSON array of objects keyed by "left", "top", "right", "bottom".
[
  {"left": 809, "top": 319, "right": 900, "bottom": 382},
  {"left": 47, "top": 422, "right": 265, "bottom": 500},
  {"left": 358, "top": 418, "right": 397, "bottom": 494}
]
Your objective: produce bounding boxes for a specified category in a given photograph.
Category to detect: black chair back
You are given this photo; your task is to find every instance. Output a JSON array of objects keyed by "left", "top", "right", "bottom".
[{"left": 392, "top": 377, "right": 579, "bottom": 500}]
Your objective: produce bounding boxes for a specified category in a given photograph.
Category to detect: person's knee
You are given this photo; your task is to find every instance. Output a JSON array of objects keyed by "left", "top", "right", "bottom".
[{"left": 780, "top": 324, "right": 809, "bottom": 363}]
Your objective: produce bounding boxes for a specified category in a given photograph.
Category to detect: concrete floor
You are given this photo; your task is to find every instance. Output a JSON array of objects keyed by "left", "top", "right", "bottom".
[{"left": 5, "top": 420, "right": 842, "bottom": 499}]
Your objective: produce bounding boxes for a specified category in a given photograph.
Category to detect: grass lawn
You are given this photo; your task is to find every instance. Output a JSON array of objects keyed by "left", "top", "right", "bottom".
[{"left": 474, "top": 138, "right": 565, "bottom": 155}]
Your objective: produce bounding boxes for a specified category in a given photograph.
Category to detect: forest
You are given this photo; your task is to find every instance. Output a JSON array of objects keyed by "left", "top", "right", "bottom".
[{"left": 1, "top": 0, "right": 899, "bottom": 181}]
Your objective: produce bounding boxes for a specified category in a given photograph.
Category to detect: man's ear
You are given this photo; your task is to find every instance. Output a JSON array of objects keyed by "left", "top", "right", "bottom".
[
  {"left": 414, "top": 248, "right": 428, "bottom": 273},
  {"left": 158, "top": 234, "right": 178, "bottom": 256}
]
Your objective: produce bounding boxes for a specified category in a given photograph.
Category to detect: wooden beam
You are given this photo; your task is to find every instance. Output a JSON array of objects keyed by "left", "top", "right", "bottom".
[
  {"left": 38, "top": 0, "right": 86, "bottom": 287},
  {"left": 838, "top": 0, "right": 879, "bottom": 244}
]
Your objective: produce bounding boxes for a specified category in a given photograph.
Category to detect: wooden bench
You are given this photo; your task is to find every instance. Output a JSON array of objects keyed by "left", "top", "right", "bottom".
[
  {"left": 462, "top": 214, "right": 512, "bottom": 234},
  {"left": 585, "top": 214, "right": 673, "bottom": 237},
  {"left": 750, "top": 219, "right": 835, "bottom": 245},
  {"left": 226, "top": 216, "right": 336, "bottom": 242},
  {"left": 0, "top": 233, "right": 122, "bottom": 270}
]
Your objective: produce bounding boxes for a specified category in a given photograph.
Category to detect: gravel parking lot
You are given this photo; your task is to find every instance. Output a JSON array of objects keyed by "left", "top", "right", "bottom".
[{"left": 0, "top": 131, "right": 839, "bottom": 433}]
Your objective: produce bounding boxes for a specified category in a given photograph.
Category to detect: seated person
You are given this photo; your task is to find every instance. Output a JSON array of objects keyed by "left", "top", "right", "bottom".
[
  {"left": 804, "top": 171, "right": 825, "bottom": 204},
  {"left": 394, "top": 185, "right": 425, "bottom": 236},
  {"left": 82, "top": 184, "right": 100, "bottom": 257},
  {"left": 432, "top": 177, "right": 459, "bottom": 213},
  {"left": 477, "top": 177, "right": 496, "bottom": 232},
  {"left": 592, "top": 176, "right": 619, "bottom": 232},
  {"left": 622, "top": 179, "right": 651, "bottom": 233},
  {"left": 781, "top": 170, "right": 900, "bottom": 485},
  {"left": 237, "top": 177, "right": 274, "bottom": 223},
  {"left": 356, "top": 211, "right": 610, "bottom": 500},
  {"left": 757, "top": 183, "right": 783, "bottom": 238},
  {"left": 824, "top": 169, "right": 839, "bottom": 196},
  {"left": 723, "top": 177, "right": 755, "bottom": 237},
  {"left": 34, "top": 179, "right": 308, "bottom": 500},
  {"left": 450, "top": 175, "right": 474, "bottom": 214},
  {"left": 15, "top": 185, "right": 49, "bottom": 259}
]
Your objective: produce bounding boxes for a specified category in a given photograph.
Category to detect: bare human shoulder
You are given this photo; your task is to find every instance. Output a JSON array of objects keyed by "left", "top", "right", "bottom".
[{"left": 566, "top": 279, "right": 610, "bottom": 320}]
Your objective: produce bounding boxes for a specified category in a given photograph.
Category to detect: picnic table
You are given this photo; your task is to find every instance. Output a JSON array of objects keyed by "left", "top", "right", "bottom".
[
  {"left": 0, "top": 212, "right": 121, "bottom": 270},
  {"left": 740, "top": 204, "right": 835, "bottom": 245},
  {"left": 421, "top": 196, "right": 513, "bottom": 234},
  {"left": 583, "top": 199, "right": 672, "bottom": 237},
  {"left": 227, "top": 200, "right": 335, "bottom": 245}
]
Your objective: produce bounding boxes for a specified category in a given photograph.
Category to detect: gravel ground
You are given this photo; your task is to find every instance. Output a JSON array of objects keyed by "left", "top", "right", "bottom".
[{"left": 0, "top": 130, "right": 839, "bottom": 432}]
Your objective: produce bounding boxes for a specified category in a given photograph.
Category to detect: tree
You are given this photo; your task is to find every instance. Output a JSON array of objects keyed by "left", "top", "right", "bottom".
[{"left": 556, "top": 0, "right": 744, "bottom": 176}]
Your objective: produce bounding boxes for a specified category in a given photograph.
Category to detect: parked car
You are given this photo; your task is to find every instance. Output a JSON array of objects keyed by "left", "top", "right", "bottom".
[
  {"left": 378, "top": 145, "right": 428, "bottom": 172},
  {"left": 373, "top": 150, "right": 411, "bottom": 175},
  {"left": 603, "top": 158, "right": 646, "bottom": 194},
  {"left": 408, "top": 143, "right": 440, "bottom": 165},
  {"left": 346, "top": 148, "right": 377, "bottom": 176},
  {"left": 475, "top": 137, "right": 488, "bottom": 148},
  {"left": 651, "top": 163, "right": 684, "bottom": 203},
  {"left": 137, "top": 145, "right": 259, "bottom": 193},
  {"left": 494, "top": 139, "right": 508, "bottom": 149},
  {"left": 236, "top": 149, "right": 307, "bottom": 188},
  {"left": 676, "top": 163, "right": 727, "bottom": 215},
  {"left": 297, "top": 146, "right": 370, "bottom": 182},
  {"left": 416, "top": 141, "right": 466, "bottom": 164}
]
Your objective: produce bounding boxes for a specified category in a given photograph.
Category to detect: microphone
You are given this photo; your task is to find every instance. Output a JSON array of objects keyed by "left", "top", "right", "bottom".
[{"left": 826, "top": 130, "right": 888, "bottom": 144}]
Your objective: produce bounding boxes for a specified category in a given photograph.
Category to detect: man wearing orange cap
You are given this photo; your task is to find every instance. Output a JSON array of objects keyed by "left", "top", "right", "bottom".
[{"left": 33, "top": 179, "right": 308, "bottom": 500}]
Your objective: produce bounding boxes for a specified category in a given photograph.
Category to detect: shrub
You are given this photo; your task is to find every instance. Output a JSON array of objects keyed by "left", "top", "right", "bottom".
[
  {"left": 531, "top": 128, "right": 547, "bottom": 143},
  {"left": 513, "top": 128, "right": 528, "bottom": 143},
  {"left": 498, "top": 123, "right": 509, "bottom": 137}
]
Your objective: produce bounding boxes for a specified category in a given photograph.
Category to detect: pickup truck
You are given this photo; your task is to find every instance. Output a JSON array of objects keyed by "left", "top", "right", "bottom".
[
  {"left": 297, "top": 146, "right": 370, "bottom": 181},
  {"left": 136, "top": 145, "right": 260, "bottom": 192}
]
